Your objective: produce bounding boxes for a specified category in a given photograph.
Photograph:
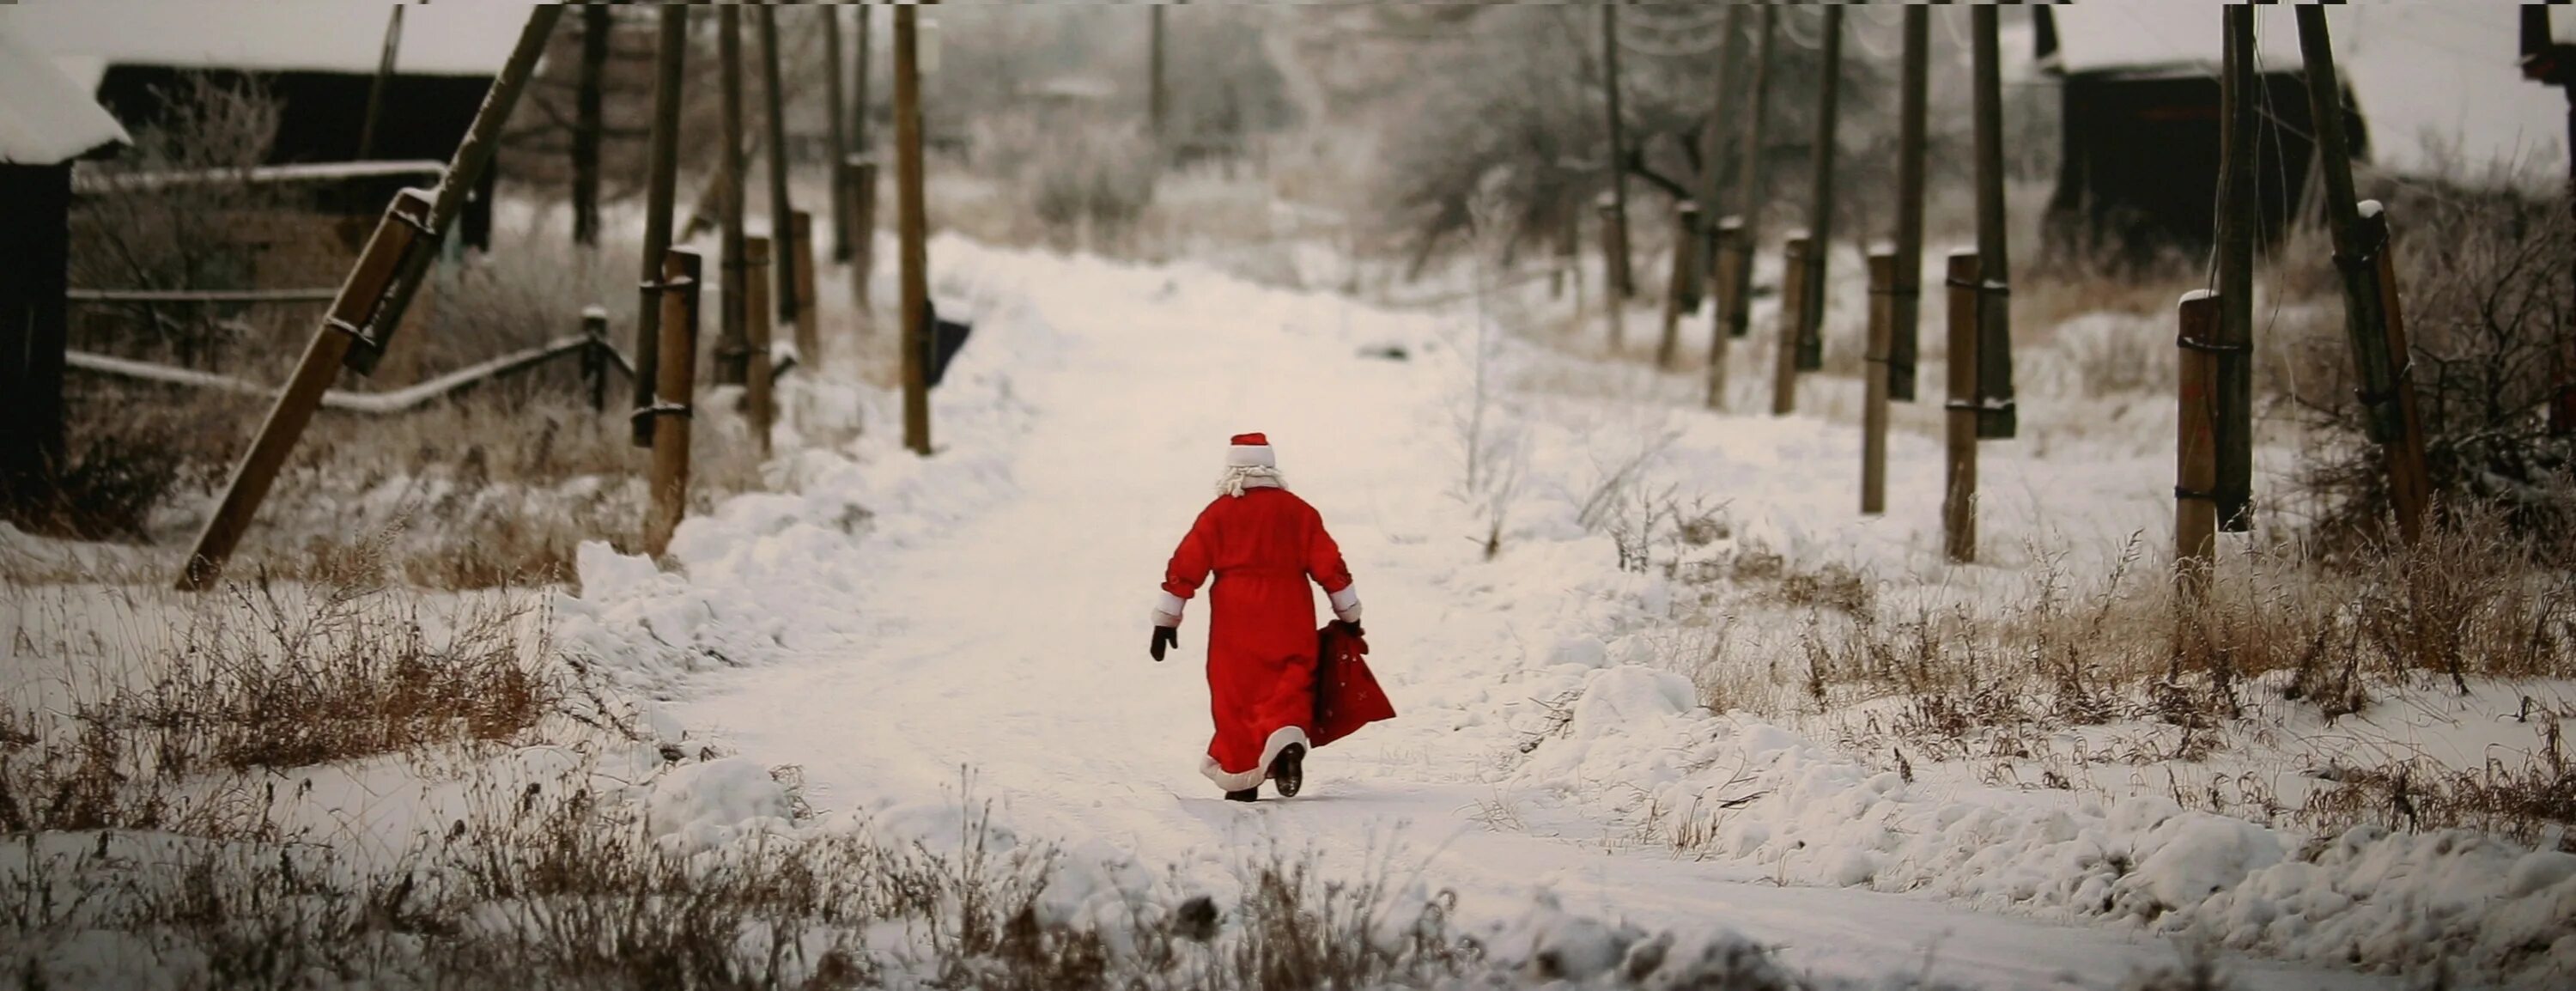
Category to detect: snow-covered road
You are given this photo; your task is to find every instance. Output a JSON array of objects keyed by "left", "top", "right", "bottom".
[{"left": 621, "top": 241, "right": 2395, "bottom": 990}]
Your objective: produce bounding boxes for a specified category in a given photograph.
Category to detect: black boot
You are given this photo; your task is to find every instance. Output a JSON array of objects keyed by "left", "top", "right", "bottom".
[
  {"left": 1224, "top": 787, "right": 1259, "bottom": 802},
  {"left": 1269, "top": 743, "right": 1306, "bottom": 798}
]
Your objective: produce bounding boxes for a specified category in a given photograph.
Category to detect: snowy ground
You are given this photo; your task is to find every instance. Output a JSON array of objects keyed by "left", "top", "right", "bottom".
[{"left": 554, "top": 234, "right": 2573, "bottom": 988}]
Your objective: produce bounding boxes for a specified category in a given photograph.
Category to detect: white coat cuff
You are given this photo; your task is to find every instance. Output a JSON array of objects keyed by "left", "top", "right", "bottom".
[
  {"left": 1151, "top": 591, "right": 1188, "bottom": 627},
  {"left": 1327, "top": 584, "right": 1362, "bottom": 623}
]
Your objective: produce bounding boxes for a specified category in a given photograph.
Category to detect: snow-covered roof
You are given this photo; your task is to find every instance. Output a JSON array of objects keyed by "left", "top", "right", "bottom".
[
  {"left": 0, "top": 1, "right": 538, "bottom": 84},
  {"left": 0, "top": 30, "right": 127, "bottom": 166},
  {"left": 2046, "top": 3, "right": 2564, "bottom": 179}
]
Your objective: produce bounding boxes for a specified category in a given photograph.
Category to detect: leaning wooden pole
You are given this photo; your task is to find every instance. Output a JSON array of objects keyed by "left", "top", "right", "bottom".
[
  {"left": 715, "top": 8, "right": 750, "bottom": 387},
  {"left": 1970, "top": 6, "right": 2018, "bottom": 441},
  {"left": 179, "top": 9, "right": 562, "bottom": 591},
  {"left": 2294, "top": 7, "right": 2431, "bottom": 546},
  {"left": 644, "top": 248, "right": 703, "bottom": 558},
  {"left": 823, "top": 6, "right": 854, "bottom": 264},
  {"left": 631, "top": 5, "right": 688, "bottom": 447},
  {"left": 896, "top": 3, "right": 932, "bottom": 455},
  {"left": 2214, "top": 5, "right": 2257, "bottom": 530},
  {"left": 573, "top": 3, "right": 609, "bottom": 247},
  {"left": 758, "top": 6, "right": 804, "bottom": 371},
  {"left": 1795, "top": 5, "right": 1844, "bottom": 374},
  {"left": 1601, "top": 2, "right": 1634, "bottom": 301},
  {"left": 1890, "top": 6, "right": 1929, "bottom": 403}
]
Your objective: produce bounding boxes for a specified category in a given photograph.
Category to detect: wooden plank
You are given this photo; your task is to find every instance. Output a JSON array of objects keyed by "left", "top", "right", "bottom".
[{"left": 67, "top": 288, "right": 338, "bottom": 304}]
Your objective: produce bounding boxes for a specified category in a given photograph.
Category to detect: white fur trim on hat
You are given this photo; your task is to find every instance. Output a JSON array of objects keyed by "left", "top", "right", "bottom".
[{"left": 1226, "top": 443, "right": 1275, "bottom": 468}]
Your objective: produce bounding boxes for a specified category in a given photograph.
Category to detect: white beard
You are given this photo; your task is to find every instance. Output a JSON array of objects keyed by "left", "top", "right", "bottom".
[{"left": 1215, "top": 465, "right": 1286, "bottom": 498}]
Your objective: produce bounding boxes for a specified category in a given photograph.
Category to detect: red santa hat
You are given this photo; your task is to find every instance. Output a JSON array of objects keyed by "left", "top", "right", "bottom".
[{"left": 1226, "top": 432, "right": 1276, "bottom": 469}]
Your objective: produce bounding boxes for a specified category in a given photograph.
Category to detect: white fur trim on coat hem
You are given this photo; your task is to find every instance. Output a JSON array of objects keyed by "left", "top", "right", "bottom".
[
  {"left": 1200, "top": 726, "right": 1309, "bottom": 792},
  {"left": 1151, "top": 591, "right": 1187, "bottom": 626},
  {"left": 1327, "top": 584, "right": 1362, "bottom": 624}
]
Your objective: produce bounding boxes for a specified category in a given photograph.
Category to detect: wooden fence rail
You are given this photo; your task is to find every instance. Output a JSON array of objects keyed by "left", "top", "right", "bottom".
[
  {"left": 67, "top": 334, "right": 632, "bottom": 416},
  {"left": 68, "top": 288, "right": 343, "bottom": 305}
]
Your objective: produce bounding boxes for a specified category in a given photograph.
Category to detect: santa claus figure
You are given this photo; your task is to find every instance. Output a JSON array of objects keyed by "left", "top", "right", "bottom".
[{"left": 1150, "top": 433, "right": 1364, "bottom": 801}]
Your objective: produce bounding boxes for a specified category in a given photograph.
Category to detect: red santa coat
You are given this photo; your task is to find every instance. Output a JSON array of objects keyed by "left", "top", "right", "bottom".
[{"left": 1159, "top": 486, "right": 1357, "bottom": 791}]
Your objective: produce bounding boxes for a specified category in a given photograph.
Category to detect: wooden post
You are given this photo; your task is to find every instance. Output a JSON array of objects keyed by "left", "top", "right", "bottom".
[
  {"left": 823, "top": 6, "right": 853, "bottom": 264},
  {"left": 1971, "top": 6, "right": 2017, "bottom": 441},
  {"left": 573, "top": 3, "right": 609, "bottom": 248},
  {"left": 714, "top": 7, "right": 750, "bottom": 387},
  {"left": 645, "top": 248, "right": 703, "bottom": 558},
  {"left": 1772, "top": 233, "right": 1808, "bottom": 416},
  {"left": 2214, "top": 5, "right": 2256, "bottom": 530},
  {"left": 1, "top": 166, "right": 75, "bottom": 509},
  {"left": 1795, "top": 6, "right": 1843, "bottom": 374},
  {"left": 1150, "top": 4, "right": 1169, "bottom": 143},
  {"left": 1597, "top": 197, "right": 1626, "bottom": 350},
  {"left": 847, "top": 158, "right": 878, "bottom": 317},
  {"left": 791, "top": 210, "right": 821, "bottom": 367},
  {"left": 896, "top": 4, "right": 932, "bottom": 456},
  {"left": 178, "top": 191, "right": 432, "bottom": 590},
  {"left": 1601, "top": 3, "right": 1634, "bottom": 300},
  {"left": 759, "top": 6, "right": 803, "bottom": 370},
  {"left": 1942, "top": 250, "right": 1979, "bottom": 563},
  {"left": 1722, "top": 9, "right": 1777, "bottom": 347},
  {"left": 1705, "top": 216, "right": 1741, "bottom": 409},
  {"left": 581, "top": 305, "right": 609, "bottom": 414},
  {"left": 2294, "top": 8, "right": 2432, "bottom": 545},
  {"left": 355, "top": 6, "right": 402, "bottom": 164},
  {"left": 1890, "top": 6, "right": 1929, "bottom": 403},
  {"left": 1701, "top": 6, "right": 1747, "bottom": 287},
  {"left": 1862, "top": 250, "right": 1894, "bottom": 515},
  {"left": 2177, "top": 291, "right": 2221, "bottom": 596},
  {"left": 744, "top": 236, "right": 775, "bottom": 457},
  {"left": 632, "top": 6, "right": 688, "bottom": 447},
  {"left": 1657, "top": 200, "right": 1702, "bottom": 370},
  {"left": 180, "top": 9, "right": 562, "bottom": 590}
]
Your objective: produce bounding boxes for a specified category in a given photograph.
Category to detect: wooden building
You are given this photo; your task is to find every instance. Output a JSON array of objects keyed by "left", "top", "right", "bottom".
[{"left": 0, "top": 32, "right": 128, "bottom": 507}]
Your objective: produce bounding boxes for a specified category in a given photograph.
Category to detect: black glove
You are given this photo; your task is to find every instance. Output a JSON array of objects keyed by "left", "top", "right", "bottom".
[{"left": 1151, "top": 625, "right": 1179, "bottom": 662}]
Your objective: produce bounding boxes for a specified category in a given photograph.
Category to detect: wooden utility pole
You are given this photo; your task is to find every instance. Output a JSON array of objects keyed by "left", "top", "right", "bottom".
[
  {"left": 2177, "top": 291, "right": 2220, "bottom": 593},
  {"left": 644, "top": 248, "right": 703, "bottom": 558},
  {"left": 1656, "top": 201, "right": 1702, "bottom": 369},
  {"left": 744, "top": 236, "right": 775, "bottom": 456},
  {"left": 1714, "top": 9, "right": 1777, "bottom": 408},
  {"left": 1773, "top": 234, "right": 1807, "bottom": 416},
  {"left": 715, "top": 7, "right": 750, "bottom": 387},
  {"left": 824, "top": 7, "right": 853, "bottom": 264},
  {"left": 355, "top": 6, "right": 402, "bottom": 163},
  {"left": 1890, "top": 7, "right": 1929, "bottom": 403},
  {"left": 1795, "top": 5, "right": 1844, "bottom": 374},
  {"left": 1942, "top": 250, "right": 1979, "bottom": 562},
  {"left": 1601, "top": 3, "right": 1634, "bottom": 301},
  {"left": 2214, "top": 5, "right": 2256, "bottom": 530},
  {"left": 632, "top": 5, "right": 688, "bottom": 447},
  {"left": 759, "top": 6, "right": 803, "bottom": 374},
  {"left": 1971, "top": 6, "right": 2017, "bottom": 441},
  {"left": 2296, "top": 7, "right": 2431, "bottom": 545},
  {"left": 179, "top": 9, "right": 562, "bottom": 591},
  {"left": 1151, "top": 4, "right": 1169, "bottom": 144},
  {"left": 573, "top": 3, "right": 609, "bottom": 247},
  {"left": 896, "top": 3, "right": 932, "bottom": 455},
  {"left": 1862, "top": 250, "right": 1895, "bottom": 514}
]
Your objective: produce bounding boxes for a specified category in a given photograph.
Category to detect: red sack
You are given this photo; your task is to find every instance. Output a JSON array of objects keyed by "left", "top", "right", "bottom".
[{"left": 1312, "top": 621, "right": 1394, "bottom": 748}]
